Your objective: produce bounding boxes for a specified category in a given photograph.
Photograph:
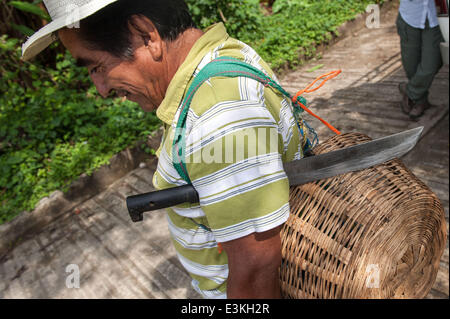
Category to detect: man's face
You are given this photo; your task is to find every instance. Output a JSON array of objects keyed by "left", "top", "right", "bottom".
[{"left": 58, "top": 28, "right": 167, "bottom": 112}]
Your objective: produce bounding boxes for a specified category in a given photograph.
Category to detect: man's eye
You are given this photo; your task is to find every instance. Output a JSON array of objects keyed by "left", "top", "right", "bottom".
[{"left": 90, "top": 66, "right": 99, "bottom": 75}]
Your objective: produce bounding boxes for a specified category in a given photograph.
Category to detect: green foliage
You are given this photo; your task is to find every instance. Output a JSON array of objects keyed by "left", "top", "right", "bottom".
[
  {"left": 0, "top": 35, "right": 161, "bottom": 223},
  {"left": 254, "top": 0, "right": 385, "bottom": 69},
  {"left": 7, "top": 0, "right": 49, "bottom": 37},
  {"left": 9, "top": 0, "right": 50, "bottom": 20},
  {"left": 10, "top": 23, "right": 35, "bottom": 36},
  {"left": 186, "top": 0, "right": 263, "bottom": 42}
]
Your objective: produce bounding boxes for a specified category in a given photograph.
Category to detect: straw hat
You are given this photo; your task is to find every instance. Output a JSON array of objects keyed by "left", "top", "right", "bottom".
[{"left": 21, "top": 0, "right": 118, "bottom": 61}]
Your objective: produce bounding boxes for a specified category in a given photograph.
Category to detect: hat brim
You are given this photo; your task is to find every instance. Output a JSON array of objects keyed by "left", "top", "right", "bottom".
[{"left": 21, "top": 0, "right": 118, "bottom": 61}]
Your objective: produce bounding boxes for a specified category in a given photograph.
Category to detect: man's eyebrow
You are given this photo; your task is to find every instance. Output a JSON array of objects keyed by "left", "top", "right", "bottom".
[{"left": 75, "top": 57, "right": 95, "bottom": 67}]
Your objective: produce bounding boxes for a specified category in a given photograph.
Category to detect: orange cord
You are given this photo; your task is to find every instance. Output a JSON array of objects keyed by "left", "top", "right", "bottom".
[{"left": 291, "top": 70, "right": 342, "bottom": 135}]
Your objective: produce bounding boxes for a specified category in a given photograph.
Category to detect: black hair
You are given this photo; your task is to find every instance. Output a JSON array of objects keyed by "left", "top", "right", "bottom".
[{"left": 78, "top": 0, "right": 196, "bottom": 60}]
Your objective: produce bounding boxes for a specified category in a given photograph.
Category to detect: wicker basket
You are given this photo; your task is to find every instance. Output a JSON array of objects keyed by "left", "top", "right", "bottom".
[{"left": 280, "top": 132, "right": 447, "bottom": 299}]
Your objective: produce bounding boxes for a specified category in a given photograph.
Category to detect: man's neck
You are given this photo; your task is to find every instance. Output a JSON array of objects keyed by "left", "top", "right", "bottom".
[{"left": 165, "top": 28, "right": 205, "bottom": 83}]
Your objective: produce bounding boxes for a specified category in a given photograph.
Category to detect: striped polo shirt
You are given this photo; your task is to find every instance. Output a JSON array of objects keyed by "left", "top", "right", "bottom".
[{"left": 153, "top": 23, "right": 308, "bottom": 298}]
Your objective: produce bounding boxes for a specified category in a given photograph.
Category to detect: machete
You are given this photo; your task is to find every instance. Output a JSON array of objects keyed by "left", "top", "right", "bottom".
[{"left": 126, "top": 126, "right": 423, "bottom": 222}]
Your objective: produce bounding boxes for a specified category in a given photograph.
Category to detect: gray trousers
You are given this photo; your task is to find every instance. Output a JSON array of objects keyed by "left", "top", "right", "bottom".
[{"left": 396, "top": 14, "right": 444, "bottom": 104}]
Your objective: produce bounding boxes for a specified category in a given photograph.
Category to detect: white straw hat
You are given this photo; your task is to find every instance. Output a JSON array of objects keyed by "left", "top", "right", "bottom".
[{"left": 21, "top": 0, "right": 118, "bottom": 61}]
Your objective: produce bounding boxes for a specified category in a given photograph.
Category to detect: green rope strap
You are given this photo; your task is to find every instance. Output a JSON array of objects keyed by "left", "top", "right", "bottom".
[{"left": 172, "top": 56, "right": 318, "bottom": 185}]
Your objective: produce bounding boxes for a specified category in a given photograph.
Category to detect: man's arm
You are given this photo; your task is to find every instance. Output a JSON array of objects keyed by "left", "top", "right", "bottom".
[{"left": 220, "top": 226, "right": 283, "bottom": 299}]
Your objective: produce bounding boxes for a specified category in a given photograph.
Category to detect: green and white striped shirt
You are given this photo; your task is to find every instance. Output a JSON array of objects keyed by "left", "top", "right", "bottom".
[{"left": 153, "top": 23, "right": 307, "bottom": 298}]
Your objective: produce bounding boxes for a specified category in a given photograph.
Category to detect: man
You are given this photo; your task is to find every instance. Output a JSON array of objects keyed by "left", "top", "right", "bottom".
[
  {"left": 396, "top": 0, "right": 444, "bottom": 120},
  {"left": 22, "top": 0, "right": 310, "bottom": 298}
]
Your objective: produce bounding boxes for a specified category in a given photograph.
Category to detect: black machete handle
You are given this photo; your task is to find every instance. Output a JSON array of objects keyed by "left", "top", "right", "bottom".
[{"left": 126, "top": 184, "right": 199, "bottom": 222}]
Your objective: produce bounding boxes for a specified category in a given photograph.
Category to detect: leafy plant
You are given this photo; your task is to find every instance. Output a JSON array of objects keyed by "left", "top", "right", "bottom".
[
  {"left": 186, "top": 0, "right": 263, "bottom": 42},
  {"left": 253, "top": 0, "right": 386, "bottom": 70},
  {"left": 8, "top": 0, "right": 50, "bottom": 37},
  {"left": 9, "top": 0, "right": 49, "bottom": 20}
]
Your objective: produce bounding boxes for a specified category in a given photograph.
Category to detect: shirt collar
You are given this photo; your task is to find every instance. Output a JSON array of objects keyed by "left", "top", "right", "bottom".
[{"left": 156, "top": 23, "right": 229, "bottom": 125}]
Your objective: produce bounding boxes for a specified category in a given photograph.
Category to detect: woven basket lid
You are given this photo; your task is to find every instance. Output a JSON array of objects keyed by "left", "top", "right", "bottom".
[{"left": 280, "top": 132, "right": 447, "bottom": 299}]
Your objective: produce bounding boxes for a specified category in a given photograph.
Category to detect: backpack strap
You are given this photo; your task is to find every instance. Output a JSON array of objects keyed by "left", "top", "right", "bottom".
[{"left": 172, "top": 56, "right": 317, "bottom": 185}]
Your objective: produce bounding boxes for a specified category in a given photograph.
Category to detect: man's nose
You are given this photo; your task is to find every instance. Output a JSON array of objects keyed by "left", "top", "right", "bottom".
[{"left": 91, "top": 73, "right": 111, "bottom": 98}]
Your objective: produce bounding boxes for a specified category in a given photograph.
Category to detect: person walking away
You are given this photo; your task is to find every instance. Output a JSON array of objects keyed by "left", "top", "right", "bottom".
[{"left": 396, "top": 0, "right": 444, "bottom": 120}]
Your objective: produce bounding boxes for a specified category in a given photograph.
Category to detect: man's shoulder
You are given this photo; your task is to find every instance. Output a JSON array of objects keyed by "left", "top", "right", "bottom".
[
  {"left": 189, "top": 76, "right": 245, "bottom": 117},
  {"left": 188, "top": 41, "right": 281, "bottom": 119}
]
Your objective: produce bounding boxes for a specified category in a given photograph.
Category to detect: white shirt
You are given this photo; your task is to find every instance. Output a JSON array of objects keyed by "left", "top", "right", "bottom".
[{"left": 399, "top": 0, "right": 439, "bottom": 29}]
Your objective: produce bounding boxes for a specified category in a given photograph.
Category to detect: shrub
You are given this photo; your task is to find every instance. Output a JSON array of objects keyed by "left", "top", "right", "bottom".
[{"left": 186, "top": 0, "right": 263, "bottom": 42}]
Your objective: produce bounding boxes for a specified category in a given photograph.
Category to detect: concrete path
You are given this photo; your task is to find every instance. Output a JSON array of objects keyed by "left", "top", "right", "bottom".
[{"left": 1, "top": 3, "right": 448, "bottom": 299}]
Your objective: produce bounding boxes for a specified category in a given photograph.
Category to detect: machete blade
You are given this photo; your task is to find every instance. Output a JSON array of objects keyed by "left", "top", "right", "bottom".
[{"left": 283, "top": 126, "right": 423, "bottom": 186}]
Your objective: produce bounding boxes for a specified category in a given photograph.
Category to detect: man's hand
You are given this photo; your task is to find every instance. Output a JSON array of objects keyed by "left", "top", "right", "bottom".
[{"left": 220, "top": 226, "right": 283, "bottom": 299}]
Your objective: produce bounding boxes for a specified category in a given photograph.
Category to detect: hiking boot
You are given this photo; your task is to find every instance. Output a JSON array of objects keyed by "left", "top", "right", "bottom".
[
  {"left": 408, "top": 101, "right": 430, "bottom": 120},
  {"left": 400, "top": 88, "right": 414, "bottom": 114},
  {"left": 399, "top": 83, "right": 434, "bottom": 119}
]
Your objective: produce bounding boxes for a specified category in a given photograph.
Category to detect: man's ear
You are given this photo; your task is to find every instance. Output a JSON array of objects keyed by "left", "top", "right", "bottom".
[{"left": 128, "top": 14, "right": 163, "bottom": 61}]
